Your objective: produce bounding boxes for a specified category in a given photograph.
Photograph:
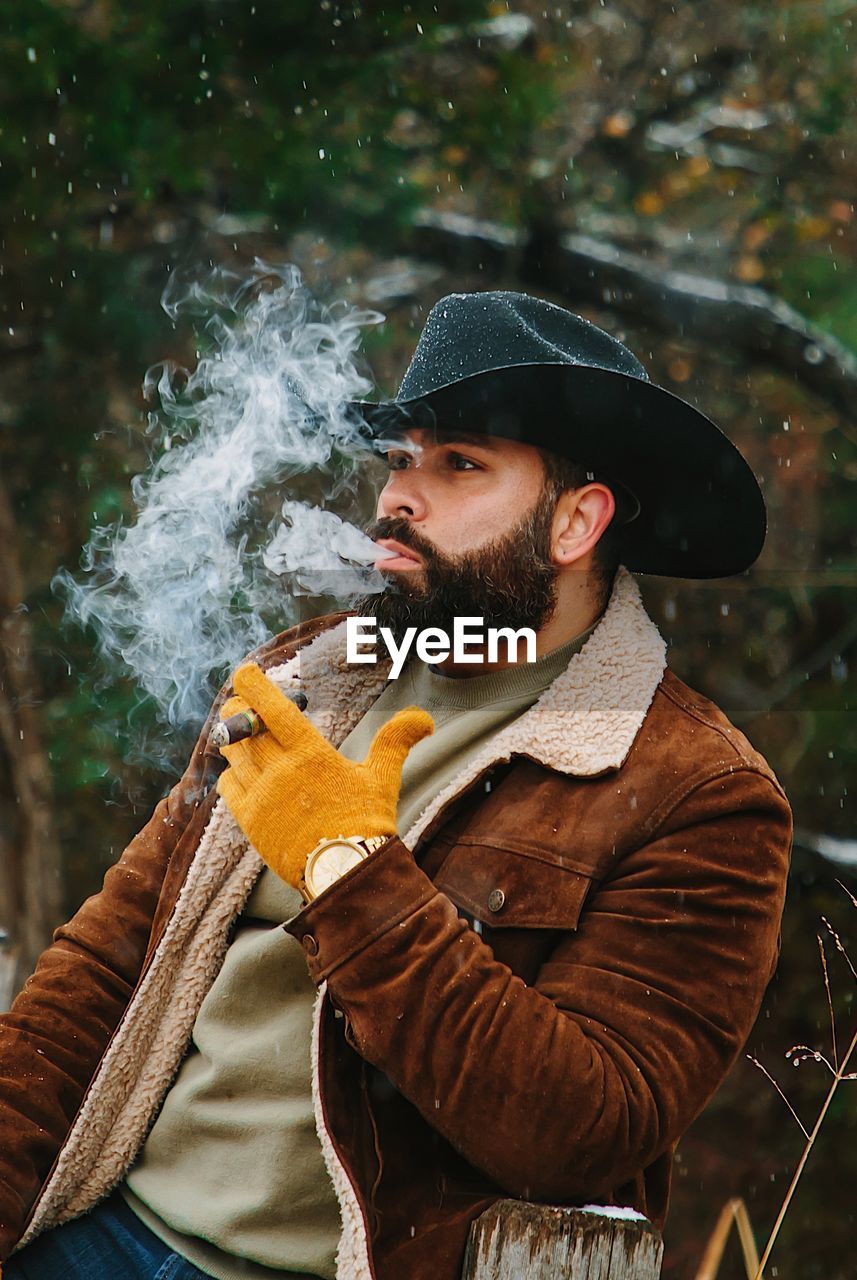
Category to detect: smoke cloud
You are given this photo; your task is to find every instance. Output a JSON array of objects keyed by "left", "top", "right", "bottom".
[{"left": 55, "top": 261, "right": 393, "bottom": 750}]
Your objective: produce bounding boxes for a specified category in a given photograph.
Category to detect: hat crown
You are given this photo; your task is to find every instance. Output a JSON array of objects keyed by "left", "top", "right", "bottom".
[{"left": 397, "top": 290, "right": 649, "bottom": 401}]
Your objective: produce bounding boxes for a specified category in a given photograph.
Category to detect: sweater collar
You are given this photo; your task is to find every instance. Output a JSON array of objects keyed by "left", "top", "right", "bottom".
[
  {"left": 266, "top": 566, "right": 667, "bottom": 785},
  {"left": 410, "top": 619, "right": 598, "bottom": 712}
]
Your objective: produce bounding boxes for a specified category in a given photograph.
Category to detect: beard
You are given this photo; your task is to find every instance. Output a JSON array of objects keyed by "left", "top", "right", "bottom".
[{"left": 358, "top": 487, "right": 561, "bottom": 648}]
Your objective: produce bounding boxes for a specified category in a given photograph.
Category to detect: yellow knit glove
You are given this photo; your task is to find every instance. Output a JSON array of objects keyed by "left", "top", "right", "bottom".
[{"left": 216, "top": 663, "right": 434, "bottom": 888}]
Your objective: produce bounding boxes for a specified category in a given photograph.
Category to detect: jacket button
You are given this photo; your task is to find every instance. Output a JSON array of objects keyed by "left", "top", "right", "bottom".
[
  {"left": 302, "top": 933, "right": 319, "bottom": 957},
  {"left": 487, "top": 888, "right": 505, "bottom": 913}
]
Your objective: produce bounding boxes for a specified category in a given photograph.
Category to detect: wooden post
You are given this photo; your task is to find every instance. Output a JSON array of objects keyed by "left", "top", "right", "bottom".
[{"left": 462, "top": 1200, "right": 663, "bottom": 1280}]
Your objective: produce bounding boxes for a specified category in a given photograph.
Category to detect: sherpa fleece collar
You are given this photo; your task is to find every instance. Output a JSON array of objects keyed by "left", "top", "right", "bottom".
[{"left": 265, "top": 566, "right": 667, "bottom": 844}]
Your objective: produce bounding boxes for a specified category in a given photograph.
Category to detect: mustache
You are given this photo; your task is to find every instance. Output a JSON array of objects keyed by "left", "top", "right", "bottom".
[{"left": 366, "top": 517, "right": 442, "bottom": 565}]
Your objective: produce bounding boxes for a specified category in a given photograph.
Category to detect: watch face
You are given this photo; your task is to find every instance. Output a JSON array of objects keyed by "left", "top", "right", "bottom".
[{"left": 307, "top": 841, "right": 366, "bottom": 896}]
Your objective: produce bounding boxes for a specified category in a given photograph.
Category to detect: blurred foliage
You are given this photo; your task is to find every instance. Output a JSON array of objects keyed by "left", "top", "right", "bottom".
[{"left": 2, "top": 0, "right": 857, "bottom": 1274}]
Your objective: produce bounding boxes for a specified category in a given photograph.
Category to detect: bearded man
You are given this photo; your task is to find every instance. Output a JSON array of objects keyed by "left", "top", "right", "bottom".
[{"left": 0, "top": 293, "right": 792, "bottom": 1280}]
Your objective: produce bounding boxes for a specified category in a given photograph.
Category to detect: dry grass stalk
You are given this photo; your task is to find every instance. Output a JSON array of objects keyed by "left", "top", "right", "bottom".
[
  {"left": 693, "top": 1197, "right": 760, "bottom": 1280},
  {"left": 753, "top": 1023, "right": 857, "bottom": 1278},
  {"left": 747, "top": 887, "right": 856, "bottom": 1280}
]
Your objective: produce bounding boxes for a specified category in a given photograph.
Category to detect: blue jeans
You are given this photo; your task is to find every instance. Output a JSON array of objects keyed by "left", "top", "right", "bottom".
[{"left": 4, "top": 1192, "right": 213, "bottom": 1279}]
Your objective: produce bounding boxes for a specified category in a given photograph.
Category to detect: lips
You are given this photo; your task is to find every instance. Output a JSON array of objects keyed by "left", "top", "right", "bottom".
[{"left": 374, "top": 538, "right": 424, "bottom": 570}]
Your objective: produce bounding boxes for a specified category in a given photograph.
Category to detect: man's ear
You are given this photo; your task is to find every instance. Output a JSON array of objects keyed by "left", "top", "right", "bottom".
[{"left": 552, "top": 484, "right": 616, "bottom": 566}]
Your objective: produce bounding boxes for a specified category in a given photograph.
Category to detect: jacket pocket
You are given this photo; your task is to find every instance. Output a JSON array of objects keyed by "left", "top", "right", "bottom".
[{"left": 434, "top": 841, "right": 595, "bottom": 930}]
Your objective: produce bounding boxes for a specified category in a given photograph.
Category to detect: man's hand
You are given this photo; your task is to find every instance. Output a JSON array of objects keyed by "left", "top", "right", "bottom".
[{"left": 216, "top": 663, "right": 433, "bottom": 888}]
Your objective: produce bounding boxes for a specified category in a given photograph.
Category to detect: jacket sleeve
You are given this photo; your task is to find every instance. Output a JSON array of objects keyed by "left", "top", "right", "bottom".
[
  {"left": 284, "top": 765, "right": 792, "bottom": 1204},
  {"left": 0, "top": 714, "right": 219, "bottom": 1258},
  {"left": 0, "top": 610, "right": 343, "bottom": 1259}
]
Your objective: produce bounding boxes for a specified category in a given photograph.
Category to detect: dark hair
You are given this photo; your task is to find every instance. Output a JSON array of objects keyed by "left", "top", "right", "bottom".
[{"left": 540, "top": 449, "right": 627, "bottom": 607}]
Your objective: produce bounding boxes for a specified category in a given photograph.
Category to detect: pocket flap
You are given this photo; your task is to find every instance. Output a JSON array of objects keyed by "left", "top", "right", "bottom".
[{"left": 434, "top": 842, "right": 594, "bottom": 930}]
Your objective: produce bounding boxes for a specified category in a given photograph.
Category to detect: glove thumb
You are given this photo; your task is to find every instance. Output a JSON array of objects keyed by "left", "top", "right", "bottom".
[{"left": 362, "top": 707, "right": 434, "bottom": 781}]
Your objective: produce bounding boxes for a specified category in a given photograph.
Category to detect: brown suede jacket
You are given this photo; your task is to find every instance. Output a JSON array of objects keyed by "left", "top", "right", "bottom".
[{"left": 0, "top": 570, "right": 792, "bottom": 1280}]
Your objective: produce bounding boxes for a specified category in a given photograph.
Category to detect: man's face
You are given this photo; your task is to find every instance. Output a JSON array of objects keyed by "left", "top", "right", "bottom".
[{"left": 362, "top": 428, "right": 561, "bottom": 641}]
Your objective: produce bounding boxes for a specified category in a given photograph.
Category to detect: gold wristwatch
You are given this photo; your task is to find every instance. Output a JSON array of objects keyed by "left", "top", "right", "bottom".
[{"left": 298, "top": 835, "right": 389, "bottom": 904}]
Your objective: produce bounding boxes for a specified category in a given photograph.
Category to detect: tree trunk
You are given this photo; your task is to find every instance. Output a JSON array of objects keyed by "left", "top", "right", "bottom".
[{"left": 0, "top": 475, "right": 64, "bottom": 1007}]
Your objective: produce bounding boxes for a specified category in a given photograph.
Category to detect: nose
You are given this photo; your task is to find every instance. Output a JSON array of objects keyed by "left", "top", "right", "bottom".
[{"left": 377, "top": 468, "right": 429, "bottom": 522}]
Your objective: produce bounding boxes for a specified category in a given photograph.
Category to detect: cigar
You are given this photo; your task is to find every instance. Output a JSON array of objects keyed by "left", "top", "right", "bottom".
[{"left": 209, "top": 689, "right": 308, "bottom": 750}]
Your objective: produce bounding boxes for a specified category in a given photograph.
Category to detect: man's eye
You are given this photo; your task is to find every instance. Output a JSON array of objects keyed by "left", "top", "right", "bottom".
[{"left": 383, "top": 450, "right": 479, "bottom": 471}]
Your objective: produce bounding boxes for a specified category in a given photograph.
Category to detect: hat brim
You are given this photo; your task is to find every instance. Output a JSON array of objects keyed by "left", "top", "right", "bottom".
[{"left": 347, "top": 363, "right": 766, "bottom": 579}]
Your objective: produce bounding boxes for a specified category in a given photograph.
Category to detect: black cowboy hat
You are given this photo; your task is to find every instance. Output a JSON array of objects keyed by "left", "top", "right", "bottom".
[{"left": 348, "top": 290, "right": 766, "bottom": 578}]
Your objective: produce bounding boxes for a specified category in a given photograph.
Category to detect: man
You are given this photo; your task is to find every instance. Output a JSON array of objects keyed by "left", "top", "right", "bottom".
[{"left": 0, "top": 292, "right": 791, "bottom": 1280}]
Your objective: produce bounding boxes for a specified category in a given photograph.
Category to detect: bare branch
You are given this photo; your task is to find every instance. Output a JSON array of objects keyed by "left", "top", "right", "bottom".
[
  {"left": 786, "top": 1044, "right": 836, "bottom": 1075},
  {"left": 818, "top": 934, "right": 838, "bottom": 1072},
  {"left": 405, "top": 209, "right": 857, "bottom": 417},
  {"left": 821, "top": 916, "right": 857, "bottom": 984},
  {"left": 836, "top": 879, "right": 857, "bottom": 911},
  {"left": 746, "top": 1055, "right": 810, "bottom": 1139},
  {"left": 755, "top": 1027, "right": 857, "bottom": 1279}
]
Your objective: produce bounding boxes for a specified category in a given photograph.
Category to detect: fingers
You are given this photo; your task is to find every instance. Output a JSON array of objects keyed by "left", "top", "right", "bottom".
[
  {"left": 216, "top": 761, "right": 243, "bottom": 812},
  {"left": 216, "top": 728, "right": 292, "bottom": 823},
  {"left": 220, "top": 694, "right": 251, "bottom": 720},
  {"left": 232, "top": 663, "right": 306, "bottom": 747},
  {"left": 363, "top": 706, "right": 434, "bottom": 777},
  {"left": 218, "top": 729, "right": 280, "bottom": 774}
]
